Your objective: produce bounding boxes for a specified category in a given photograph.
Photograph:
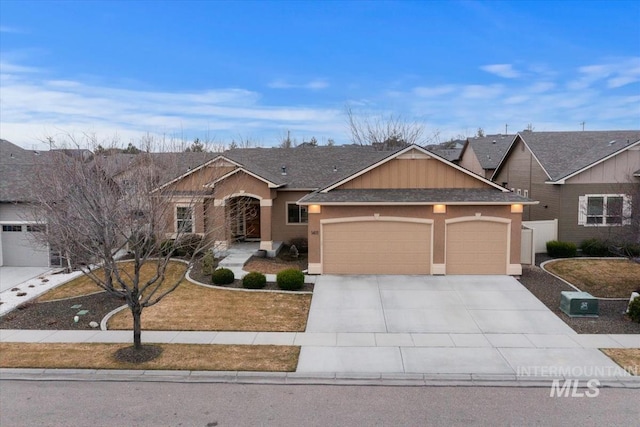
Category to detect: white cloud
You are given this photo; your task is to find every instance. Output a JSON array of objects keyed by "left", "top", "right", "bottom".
[
  {"left": 480, "top": 64, "right": 520, "bottom": 79},
  {"left": 413, "top": 85, "right": 455, "bottom": 98},
  {"left": 0, "top": 61, "right": 342, "bottom": 147},
  {"left": 267, "top": 78, "right": 329, "bottom": 90},
  {"left": 461, "top": 84, "right": 504, "bottom": 99}
]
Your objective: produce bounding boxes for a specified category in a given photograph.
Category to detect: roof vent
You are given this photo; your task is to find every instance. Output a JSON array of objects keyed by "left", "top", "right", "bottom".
[
  {"left": 333, "top": 165, "right": 337, "bottom": 172},
  {"left": 492, "top": 140, "right": 497, "bottom": 144},
  {"left": 281, "top": 166, "right": 287, "bottom": 176},
  {"left": 10, "top": 153, "right": 15, "bottom": 158},
  {"left": 608, "top": 140, "right": 616, "bottom": 145}
]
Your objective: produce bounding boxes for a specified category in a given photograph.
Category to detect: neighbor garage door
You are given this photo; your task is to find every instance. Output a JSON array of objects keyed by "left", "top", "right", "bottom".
[
  {"left": 322, "top": 220, "right": 431, "bottom": 274},
  {"left": 1, "top": 225, "right": 50, "bottom": 267},
  {"left": 446, "top": 220, "right": 508, "bottom": 274}
]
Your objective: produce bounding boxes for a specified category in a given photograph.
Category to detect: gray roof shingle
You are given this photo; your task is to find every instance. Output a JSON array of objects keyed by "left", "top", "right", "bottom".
[
  {"left": 518, "top": 130, "right": 640, "bottom": 181},
  {"left": 0, "top": 139, "right": 55, "bottom": 202},
  {"left": 223, "top": 146, "right": 394, "bottom": 189},
  {"left": 466, "top": 134, "right": 515, "bottom": 170},
  {"left": 299, "top": 188, "right": 531, "bottom": 204}
]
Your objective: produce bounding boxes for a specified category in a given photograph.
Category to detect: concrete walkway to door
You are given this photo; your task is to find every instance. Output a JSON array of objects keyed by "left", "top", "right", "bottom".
[{"left": 297, "top": 275, "right": 636, "bottom": 377}]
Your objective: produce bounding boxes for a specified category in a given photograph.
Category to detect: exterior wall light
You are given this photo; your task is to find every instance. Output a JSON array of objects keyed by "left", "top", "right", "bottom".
[
  {"left": 308, "top": 204, "right": 322, "bottom": 214},
  {"left": 511, "top": 204, "right": 523, "bottom": 213},
  {"left": 433, "top": 204, "right": 446, "bottom": 214}
]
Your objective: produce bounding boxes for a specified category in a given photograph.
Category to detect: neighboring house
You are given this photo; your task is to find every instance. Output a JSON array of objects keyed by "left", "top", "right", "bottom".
[
  {"left": 0, "top": 140, "right": 53, "bottom": 267},
  {"left": 492, "top": 130, "right": 640, "bottom": 245},
  {"left": 157, "top": 144, "right": 533, "bottom": 275},
  {"left": 458, "top": 134, "right": 515, "bottom": 178}
]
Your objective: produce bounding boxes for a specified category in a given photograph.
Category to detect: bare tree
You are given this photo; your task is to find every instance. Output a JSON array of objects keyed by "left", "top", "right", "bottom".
[
  {"left": 29, "top": 134, "right": 232, "bottom": 353},
  {"left": 346, "top": 106, "right": 430, "bottom": 149}
]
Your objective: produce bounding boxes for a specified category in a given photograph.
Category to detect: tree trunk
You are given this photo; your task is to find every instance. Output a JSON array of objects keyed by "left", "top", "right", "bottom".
[{"left": 132, "top": 303, "right": 142, "bottom": 350}]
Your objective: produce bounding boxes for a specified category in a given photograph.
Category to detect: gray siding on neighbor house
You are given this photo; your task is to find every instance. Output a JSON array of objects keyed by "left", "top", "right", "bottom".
[
  {"left": 557, "top": 183, "right": 637, "bottom": 245},
  {"left": 493, "top": 139, "right": 561, "bottom": 222}
]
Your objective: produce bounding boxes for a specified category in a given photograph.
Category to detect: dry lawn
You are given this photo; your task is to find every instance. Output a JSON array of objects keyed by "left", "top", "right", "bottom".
[
  {"left": 108, "top": 281, "right": 311, "bottom": 331},
  {"left": 0, "top": 342, "right": 299, "bottom": 372},
  {"left": 545, "top": 259, "right": 640, "bottom": 298},
  {"left": 602, "top": 348, "right": 640, "bottom": 376},
  {"left": 39, "top": 261, "right": 188, "bottom": 302}
]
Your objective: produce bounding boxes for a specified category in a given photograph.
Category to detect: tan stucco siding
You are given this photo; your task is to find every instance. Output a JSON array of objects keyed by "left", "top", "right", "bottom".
[
  {"left": 337, "top": 158, "right": 490, "bottom": 190},
  {"left": 458, "top": 146, "right": 485, "bottom": 177},
  {"left": 271, "top": 191, "right": 309, "bottom": 244},
  {"left": 566, "top": 149, "right": 640, "bottom": 184},
  {"left": 308, "top": 204, "right": 521, "bottom": 270}
]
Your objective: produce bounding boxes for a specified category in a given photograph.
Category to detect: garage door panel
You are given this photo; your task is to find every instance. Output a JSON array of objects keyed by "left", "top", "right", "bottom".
[
  {"left": 2, "top": 227, "right": 49, "bottom": 267},
  {"left": 446, "top": 221, "right": 508, "bottom": 275},
  {"left": 323, "top": 221, "right": 431, "bottom": 275}
]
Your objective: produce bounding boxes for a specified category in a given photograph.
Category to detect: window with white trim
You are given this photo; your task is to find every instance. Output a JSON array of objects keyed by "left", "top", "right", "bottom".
[
  {"left": 176, "top": 206, "right": 194, "bottom": 233},
  {"left": 287, "top": 203, "right": 308, "bottom": 224},
  {"left": 578, "top": 194, "right": 631, "bottom": 226},
  {"left": 2, "top": 225, "right": 22, "bottom": 232}
]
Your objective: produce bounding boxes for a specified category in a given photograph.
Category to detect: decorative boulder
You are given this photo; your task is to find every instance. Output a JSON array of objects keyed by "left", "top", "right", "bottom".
[{"left": 89, "top": 321, "right": 99, "bottom": 328}]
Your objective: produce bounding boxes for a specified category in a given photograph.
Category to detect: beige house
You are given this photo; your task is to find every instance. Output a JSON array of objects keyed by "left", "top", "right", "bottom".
[
  {"left": 492, "top": 130, "right": 640, "bottom": 245},
  {"left": 159, "top": 144, "right": 534, "bottom": 275}
]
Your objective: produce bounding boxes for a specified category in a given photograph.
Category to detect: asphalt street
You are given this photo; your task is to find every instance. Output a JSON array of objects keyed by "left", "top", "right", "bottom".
[{"left": 1, "top": 381, "right": 638, "bottom": 426}]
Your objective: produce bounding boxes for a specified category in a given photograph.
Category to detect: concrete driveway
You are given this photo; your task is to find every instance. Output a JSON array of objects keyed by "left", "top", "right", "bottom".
[
  {"left": 0, "top": 266, "right": 51, "bottom": 292},
  {"left": 305, "top": 275, "right": 574, "bottom": 334},
  {"left": 298, "top": 275, "right": 625, "bottom": 375}
]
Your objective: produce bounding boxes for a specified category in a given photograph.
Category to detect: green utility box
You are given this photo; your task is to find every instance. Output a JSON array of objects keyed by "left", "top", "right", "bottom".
[{"left": 560, "top": 291, "right": 599, "bottom": 317}]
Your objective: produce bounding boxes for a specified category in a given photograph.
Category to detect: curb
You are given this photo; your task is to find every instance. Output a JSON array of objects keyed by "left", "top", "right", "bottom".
[{"left": 1, "top": 368, "right": 638, "bottom": 388}]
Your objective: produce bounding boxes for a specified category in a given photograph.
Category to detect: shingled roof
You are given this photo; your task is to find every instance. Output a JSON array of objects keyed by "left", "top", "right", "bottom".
[
  {"left": 223, "top": 146, "right": 394, "bottom": 189},
  {"left": 513, "top": 130, "right": 640, "bottom": 182},
  {"left": 299, "top": 188, "right": 533, "bottom": 205},
  {"left": 463, "top": 134, "right": 515, "bottom": 170},
  {"left": 0, "top": 139, "right": 55, "bottom": 202}
]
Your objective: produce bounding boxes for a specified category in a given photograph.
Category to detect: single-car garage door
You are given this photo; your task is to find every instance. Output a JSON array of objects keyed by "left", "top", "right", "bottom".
[
  {"left": 446, "top": 220, "right": 508, "bottom": 274},
  {"left": 1, "top": 225, "right": 50, "bottom": 267},
  {"left": 322, "top": 220, "right": 431, "bottom": 274}
]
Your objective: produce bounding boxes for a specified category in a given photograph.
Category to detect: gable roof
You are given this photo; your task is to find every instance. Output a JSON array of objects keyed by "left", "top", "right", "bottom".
[
  {"left": 493, "top": 130, "right": 640, "bottom": 183},
  {"left": 322, "top": 144, "right": 508, "bottom": 193},
  {"left": 461, "top": 134, "right": 515, "bottom": 170},
  {"left": 299, "top": 145, "right": 524, "bottom": 205},
  {"left": 427, "top": 147, "right": 463, "bottom": 162}
]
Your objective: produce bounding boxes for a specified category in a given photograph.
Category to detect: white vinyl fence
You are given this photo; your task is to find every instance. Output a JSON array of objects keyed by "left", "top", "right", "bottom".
[{"left": 522, "top": 219, "right": 558, "bottom": 254}]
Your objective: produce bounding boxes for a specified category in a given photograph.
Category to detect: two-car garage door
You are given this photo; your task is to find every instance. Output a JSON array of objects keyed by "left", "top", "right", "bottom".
[
  {"left": 322, "top": 220, "right": 432, "bottom": 275},
  {"left": 321, "top": 217, "right": 509, "bottom": 275}
]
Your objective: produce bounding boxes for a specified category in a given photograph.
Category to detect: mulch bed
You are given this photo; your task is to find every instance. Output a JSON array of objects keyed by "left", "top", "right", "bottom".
[
  {"left": 0, "top": 292, "right": 125, "bottom": 330},
  {"left": 189, "top": 255, "right": 314, "bottom": 292},
  {"left": 519, "top": 264, "right": 640, "bottom": 334}
]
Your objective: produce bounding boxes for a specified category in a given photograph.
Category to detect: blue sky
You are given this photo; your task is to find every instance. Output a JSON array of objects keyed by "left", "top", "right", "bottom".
[{"left": 1, "top": 0, "right": 639, "bottom": 149}]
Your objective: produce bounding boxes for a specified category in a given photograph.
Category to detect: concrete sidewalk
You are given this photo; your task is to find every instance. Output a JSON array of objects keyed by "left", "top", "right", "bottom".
[{"left": 1, "top": 329, "right": 637, "bottom": 382}]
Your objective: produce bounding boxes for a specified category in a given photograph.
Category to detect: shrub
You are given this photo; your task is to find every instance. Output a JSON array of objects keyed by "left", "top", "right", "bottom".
[
  {"left": 628, "top": 295, "right": 640, "bottom": 323},
  {"left": 201, "top": 251, "right": 217, "bottom": 276},
  {"left": 129, "top": 231, "right": 157, "bottom": 255},
  {"left": 289, "top": 237, "right": 308, "bottom": 253},
  {"left": 579, "top": 238, "right": 610, "bottom": 257},
  {"left": 160, "top": 239, "right": 175, "bottom": 256},
  {"left": 546, "top": 240, "right": 577, "bottom": 258},
  {"left": 622, "top": 243, "right": 640, "bottom": 258},
  {"left": 242, "top": 271, "right": 267, "bottom": 289},
  {"left": 277, "top": 268, "right": 304, "bottom": 291},
  {"left": 174, "top": 234, "right": 203, "bottom": 257},
  {"left": 212, "top": 268, "right": 235, "bottom": 285}
]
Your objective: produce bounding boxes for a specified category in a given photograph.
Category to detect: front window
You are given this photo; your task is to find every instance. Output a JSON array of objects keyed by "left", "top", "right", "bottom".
[
  {"left": 176, "top": 206, "right": 194, "bottom": 232},
  {"left": 580, "top": 194, "right": 629, "bottom": 226},
  {"left": 2, "top": 225, "right": 22, "bottom": 232},
  {"left": 287, "top": 203, "right": 308, "bottom": 224}
]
